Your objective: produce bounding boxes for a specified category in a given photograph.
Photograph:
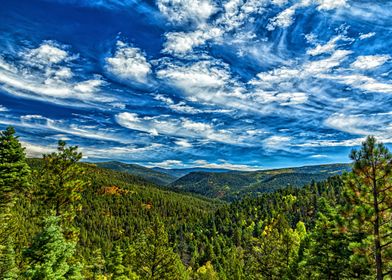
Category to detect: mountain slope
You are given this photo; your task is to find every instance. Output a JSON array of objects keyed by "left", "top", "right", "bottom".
[
  {"left": 152, "top": 167, "right": 232, "bottom": 178},
  {"left": 170, "top": 163, "right": 351, "bottom": 200},
  {"left": 95, "top": 161, "right": 177, "bottom": 185}
]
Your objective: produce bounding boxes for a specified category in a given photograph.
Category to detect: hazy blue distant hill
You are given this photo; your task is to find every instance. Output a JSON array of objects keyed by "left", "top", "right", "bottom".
[
  {"left": 95, "top": 161, "right": 177, "bottom": 185},
  {"left": 170, "top": 163, "right": 351, "bottom": 200},
  {"left": 152, "top": 167, "right": 232, "bottom": 178}
]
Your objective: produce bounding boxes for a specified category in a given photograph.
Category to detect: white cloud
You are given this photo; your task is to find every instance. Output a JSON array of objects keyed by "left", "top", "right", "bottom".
[
  {"left": 350, "top": 55, "right": 390, "bottom": 70},
  {"left": 298, "top": 138, "right": 365, "bottom": 147},
  {"left": 157, "top": 59, "right": 270, "bottom": 112},
  {"left": 271, "top": 0, "right": 289, "bottom": 6},
  {"left": 73, "top": 79, "right": 103, "bottom": 93},
  {"left": 310, "top": 154, "right": 329, "bottom": 158},
  {"left": 82, "top": 143, "right": 164, "bottom": 160},
  {"left": 316, "top": 0, "right": 348, "bottom": 11},
  {"left": 0, "top": 42, "right": 115, "bottom": 107},
  {"left": 306, "top": 35, "right": 346, "bottom": 56},
  {"left": 267, "top": 6, "right": 296, "bottom": 31},
  {"left": 157, "top": 60, "right": 230, "bottom": 91},
  {"left": 0, "top": 105, "right": 8, "bottom": 112},
  {"left": 157, "top": 0, "right": 217, "bottom": 25},
  {"left": 0, "top": 56, "right": 17, "bottom": 72},
  {"left": 169, "top": 102, "right": 202, "bottom": 114},
  {"left": 149, "top": 159, "right": 184, "bottom": 168},
  {"left": 359, "top": 32, "right": 376, "bottom": 40},
  {"left": 250, "top": 49, "right": 353, "bottom": 96},
  {"left": 9, "top": 114, "right": 130, "bottom": 143},
  {"left": 263, "top": 135, "right": 291, "bottom": 150},
  {"left": 161, "top": 0, "right": 268, "bottom": 55},
  {"left": 116, "top": 112, "right": 241, "bottom": 144},
  {"left": 305, "top": 49, "right": 353, "bottom": 74},
  {"left": 163, "top": 28, "right": 223, "bottom": 55},
  {"left": 329, "top": 74, "right": 392, "bottom": 94},
  {"left": 20, "top": 139, "right": 163, "bottom": 160},
  {"left": 105, "top": 41, "right": 151, "bottom": 83},
  {"left": 192, "top": 159, "right": 262, "bottom": 171},
  {"left": 21, "top": 141, "right": 56, "bottom": 157},
  {"left": 175, "top": 139, "right": 192, "bottom": 148},
  {"left": 324, "top": 112, "right": 392, "bottom": 138},
  {"left": 325, "top": 113, "right": 375, "bottom": 135},
  {"left": 22, "top": 42, "right": 70, "bottom": 66},
  {"left": 149, "top": 158, "right": 262, "bottom": 171},
  {"left": 267, "top": 0, "right": 348, "bottom": 31},
  {"left": 253, "top": 91, "right": 308, "bottom": 106}
]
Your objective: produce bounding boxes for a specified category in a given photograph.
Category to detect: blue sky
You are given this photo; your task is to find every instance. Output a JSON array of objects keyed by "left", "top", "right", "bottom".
[{"left": 0, "top": 0, "right": 391, "bottom": 170}]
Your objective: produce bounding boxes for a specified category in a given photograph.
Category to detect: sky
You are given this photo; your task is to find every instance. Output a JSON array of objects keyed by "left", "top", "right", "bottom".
[{"left": 0, "top": 0, "right": 391, "bottom": 170}]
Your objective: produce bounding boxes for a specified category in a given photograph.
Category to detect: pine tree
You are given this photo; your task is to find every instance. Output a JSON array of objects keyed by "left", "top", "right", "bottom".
[
  {"left": 37, "top": 140, "right": 89, "bottom": 241},
  {"left": 129, "top": 221, "right": 187, "bottom": 280},
  {"left": 343, "top": 136, "right": 392, "bottom": 279},
  {"left": 23, "top": 215, "right": 78, "bottom": 280},
  {"left": 299, "top": 198, "right": 352, "bottom": 279},
  {"left": 88, "top": 248, "right": 106, "bottom": 280},
  {"left": 249, "top": 217, "right": 296, "bottom": 279},
  {"left": 108, "top": 245, "right": 139, "bottom": 280},
  {"left": 0, "top": 126, "right": 30, "bottom": 279},
  {"left": 1, "top": 237, "right": 19, "bottom": 280}
]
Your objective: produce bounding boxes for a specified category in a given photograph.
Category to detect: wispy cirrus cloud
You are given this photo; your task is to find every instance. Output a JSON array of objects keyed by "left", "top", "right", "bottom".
[
  {"left": 2, "top": 0, "right": 392, "bottom": 169},
  {"left": 0, "top": 41, "right": 117, "bottom": 108},
  {"left": 116, "top": 111, "right": 242, "bottom": 145}
]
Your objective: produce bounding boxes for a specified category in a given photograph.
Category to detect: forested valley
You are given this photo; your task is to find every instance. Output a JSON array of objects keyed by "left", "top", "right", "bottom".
[{"left": 1, "top": 126, "right": 391, "bottom": 279}]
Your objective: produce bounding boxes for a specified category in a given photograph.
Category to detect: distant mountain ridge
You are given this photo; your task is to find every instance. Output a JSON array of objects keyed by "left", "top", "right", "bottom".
[
  {"left": 93, "top": 161, "right": 351, "bottom": 201},
  {"left": 152, "top": 167, "right": 232, "bottom": 178},
  {"left": 169, "top": 163, "right": 351, "bottom": 200},
  {"left": 94, "top": 161, "right": 177, "bottom": 186}
]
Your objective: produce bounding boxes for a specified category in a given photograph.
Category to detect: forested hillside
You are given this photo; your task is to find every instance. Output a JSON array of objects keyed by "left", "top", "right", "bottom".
[
  {"left": 94, "top": 161, "right": 177, "bottom": 185},
  {"left": 170, "top": 163, "right": 351, "bottom": 200},
  {"left": 1, "top": 127, "right": 391, "bottom": 279}
]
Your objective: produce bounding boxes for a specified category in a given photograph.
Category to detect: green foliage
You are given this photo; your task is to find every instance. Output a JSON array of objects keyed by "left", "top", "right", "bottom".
[
  {"left": 95, "top": 161, "right": 177, "bottom": 186},
  {"left": 0, "top": 126, "right": 30, "bottom": 279},
  {"left": 35, "top": 140, "right": 90, "bottom": 241},
  {"left": 170, "top": 164, "right": 350, "bottom": 200},
  {"left": 23, "top": 215, "right": 78, "bottom": 280},
  {"left": 193, "top": 261, "right": 218, "bottom": 280},
  {"left": 1, "top": 237, "right": 19, "bottom": 280},
  {"left": 2, "top": 127, "right": 392, "bottom": 280},
  {"left": 127, "top": 221, "right": 187, "bottom": 280},
  {"left": 299, "top": 198, "right": 352, "bottom": 279},
  {"left": 343, "top": 136, "right": 392, "bottom": 279}
]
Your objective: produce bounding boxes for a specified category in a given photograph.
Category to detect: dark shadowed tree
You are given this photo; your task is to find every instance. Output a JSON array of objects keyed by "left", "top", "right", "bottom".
[{"left": 0, "top": 126, "right": 30, "bottom": 279}]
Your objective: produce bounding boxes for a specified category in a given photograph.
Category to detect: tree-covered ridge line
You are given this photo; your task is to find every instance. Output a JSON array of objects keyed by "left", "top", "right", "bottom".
[
  {"left": 89, "top": 159, "right": 351, "bottom": 201},
  {"left": 167, "top": 163, "right": 351, "bottom": 201},
  {"left": 1, "top": 126, "right": 391, "bottom": 279}
]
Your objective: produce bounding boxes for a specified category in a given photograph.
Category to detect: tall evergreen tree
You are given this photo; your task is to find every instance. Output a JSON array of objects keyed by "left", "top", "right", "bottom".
[
  {"left": 128, "top": 221, "right": 187, "bottom": 280},
  {"left": 343, "top": 136, "right": 392, "bottom": 279},
  {"left": 0, "top": 126, "right": 30, "bottom": 279},
  {"left": 299, "top": 198, "right": 353, "bottom": 279},
  {"left": 23, "top": 215, "right": 79, "bottom": 280},
  {"left": 37, "top": 140, "right": 89, "bottom": 241}
]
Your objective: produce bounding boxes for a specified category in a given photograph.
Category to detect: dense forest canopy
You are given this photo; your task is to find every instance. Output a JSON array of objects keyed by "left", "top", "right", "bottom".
[{"left": 1, "top": 127, "right": 392, "bottom": 279}]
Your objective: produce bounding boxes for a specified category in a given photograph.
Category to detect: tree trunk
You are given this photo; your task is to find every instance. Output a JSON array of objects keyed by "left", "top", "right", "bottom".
[{"left": 373, "top": 175, "right": 383, "bottom": 280}]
